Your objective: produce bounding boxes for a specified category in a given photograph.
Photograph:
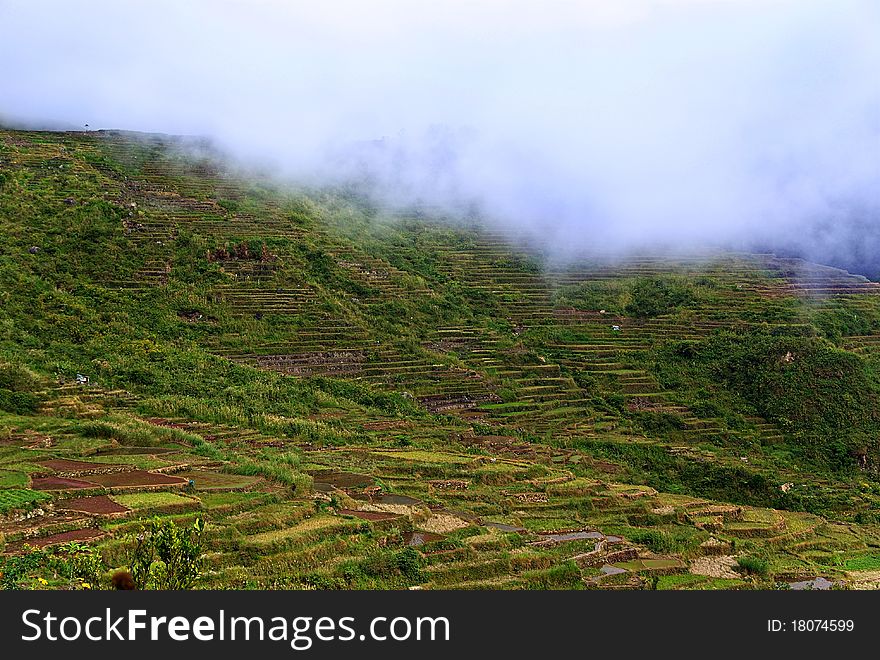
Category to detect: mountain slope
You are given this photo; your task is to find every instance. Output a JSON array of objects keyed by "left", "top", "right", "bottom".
[{"left": 3, "top": 128, "right": 880, "bottom": 589}]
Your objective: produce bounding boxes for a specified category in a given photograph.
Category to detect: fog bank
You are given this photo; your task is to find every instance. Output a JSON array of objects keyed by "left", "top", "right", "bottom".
[{"left": 2, "top": 1, "right": 879, "bottom": 272}]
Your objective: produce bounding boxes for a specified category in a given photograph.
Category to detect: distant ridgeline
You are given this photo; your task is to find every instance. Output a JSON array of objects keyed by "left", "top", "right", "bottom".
[
  {"left": 3, "top": 128, "right": 880, "bottom": 590},
  {"left": 751, "top": 239, "right": 880, "bottom": 284}
]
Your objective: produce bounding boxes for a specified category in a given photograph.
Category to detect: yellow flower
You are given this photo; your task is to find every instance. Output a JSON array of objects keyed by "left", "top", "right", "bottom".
[
  {"left": 37, "top": 578, "right": 48, "bottom": 585},
  {"left": 81, "top": 582, "right": 92, "bottom": 590}
]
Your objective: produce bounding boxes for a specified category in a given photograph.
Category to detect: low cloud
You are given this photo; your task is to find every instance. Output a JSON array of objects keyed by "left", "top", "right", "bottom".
[{"left": 2, "top": 1, "right": 878, "bottom": 271}]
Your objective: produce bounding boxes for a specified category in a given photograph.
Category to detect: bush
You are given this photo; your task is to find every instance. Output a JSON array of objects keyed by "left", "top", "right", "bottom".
[
  {"left": 690, "top": 399, "right": 723, "bottom": 418},
  {"left": 631, "top": 411, "right": 686, "bottom": 433},
  {"left": 228, "top": 460, "right": 313, "bottom": 495},
  {"left": 854, "top": 510, "right": 880, "bottom": 524},
  {"left": 525, "top": 560, "right": 582, "bottom": 589},
  {"left": 359, "top": 547, "right": 425, "bottom": 583},
  {"left": 0, "top": 541, "right": 104, "bottom": 590},
  {"left": 51, "top": 542, "right": 105, "bottom": 589},
  {"left": 497, "top": 387, "right": 517, "bottom": 403},
  {"left": 0, "top": 389, "right": 40, "bottom": 414},
  {"left": 0, "top": 549, "right": 47, "bottom": 590},
  {"left": 129, "top": 517, "right": 206, "bottom": 590},
  {"left": 629, "top": 529, "right": 679, "bottom": 553},
  {"left": 572, "top": 371, "right": 597, "bottom": 391},
  {"left": 737, "top": 555, "right": 769, "bottom": 576},
  {"left": 0, "top": 362, "right": 43, "bottom": 412},
  {"left": 625, "top": 278, "right": 694, "bottom": 318},
  {"left": 0, "top": 362, "right": 42, "bottom": 391},
  {"left": 812, "top": 305, "right": 877, "bottom": 342}
]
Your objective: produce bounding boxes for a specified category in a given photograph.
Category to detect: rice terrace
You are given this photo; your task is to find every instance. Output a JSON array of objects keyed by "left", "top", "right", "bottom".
[{"left": 2, "top": 127, "right": 880, "bottom": 591}]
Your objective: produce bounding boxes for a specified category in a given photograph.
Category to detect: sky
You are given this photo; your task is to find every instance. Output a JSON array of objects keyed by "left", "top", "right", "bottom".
[{"left": 2, "top": 0, "right": 879, "bottom": 270}]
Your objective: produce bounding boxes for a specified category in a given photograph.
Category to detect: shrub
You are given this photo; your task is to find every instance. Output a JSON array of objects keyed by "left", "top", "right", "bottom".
[
  {"left": 497, "top": 387, "right": 517, "bottom": 403},
  {"left": 526, "top": 560, "right": 582, "bottom": 589},
  {"left": 359, "top": 547, "right": 425, "bottom": 583},
  {"left": 51, "top": 542, "right": 105, "bottom": 589},
  {"left": 656, "top": 328, "right": 880, "bottom": 470},
  {"left": 631, "top": 411, "right": 687, "bottom": 433},
  {"left": 0, "top": 389, "right": 40, "bottom": 414},
  {"left": 129, "top": 517, "right": 206, "bottom": 590},
  {"left": 625, "top": 278, "right": 694, "bottom": 318},
  {"left": 736, "top": 555, "right": 769, "bottom": 576},
  {"left": 572, "top": 371, "right": 597, "bottom": 391},
  {"left": 629, "top": 529, "right": 679, "bottom": 553},
  {"left": 812, "top": 305, "right": 877, "bottom": 342},
  {"left": 0, "top": 549, "right": 47, "bottom": 590},
  {"left": 0, "top": 362, "right": 42, "bottom": 391}
]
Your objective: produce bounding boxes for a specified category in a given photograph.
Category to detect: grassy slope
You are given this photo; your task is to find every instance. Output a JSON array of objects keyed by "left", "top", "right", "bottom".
[{"left": 3, "top": 128, "right": 880, "bottom": 589}]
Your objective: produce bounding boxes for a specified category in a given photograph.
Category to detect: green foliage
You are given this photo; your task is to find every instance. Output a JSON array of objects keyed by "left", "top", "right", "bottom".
[
  {"left": 571, "top": 370, "right": 597, "bottom": 391},
  {"left": 736, "top": 555, "right": 769, "bottom": 576},
  {"left": 0, "top": 362, "right": 43, "bottom": 412},
  {"left": 524, "top": 560, "right": 582, "bottom": 589},
  {"left": 625, "top": 278, "right": 694, "bottom": 318},
  {"left": 0, "top": 470, "right": 26, "bottom": 487},
  {"left": 553, "top": 279, "right": 625, "bottom": 314},
  {"left": 656, "top": 329, "right": 880, "bottom": 470},
  {"left": 712, "top": 334, "right": 874, "bottom": 433},
  {"left": 0, "top": 488, "right": 50, "bottom": 513},
  {"left": 0, "top": 548, "right": 47, "bottom": 590},
  {"left": 228, "top": 453, "right": 312, "bottom": 494},
  {"left": 129, "top": 517, "right": 206, "bottom": 590},
  {"left": 840, "top": 555, "right": 880, "bottom": 571},
  {"left": 811, "top": 304, "right": 878, "bottom": 342},
  {"left": 0, "top": 362, "right": 42, "bottom": 391},
  {"left": 355, "top": 546, "right": 425, "bottom": 585},
  {"left": 73, "top": 416, "right": 204, "bottom": 448},
  {"left": 579, "top": 438, "right": 796, "bottom": 510},
  {"left": 51, "top": 542, "right": 105, "bottom": 588},
  {"left": 0, "top": 542, "right": 104, "bottom": 590},
  {"left": 628, "top": 529, "right": 680, "bottom": 553},
  {"left": 0, "top": 389, "right": 40, "bottom": 413},
  {"left": 630, "top": 411, "right": 686, "bottom": 434},
  {"left": 3, "top": 128, "right": 880, "bottom": 591},
  {"left": 113, "top": 492, "right": 196, "bottom": 509}
]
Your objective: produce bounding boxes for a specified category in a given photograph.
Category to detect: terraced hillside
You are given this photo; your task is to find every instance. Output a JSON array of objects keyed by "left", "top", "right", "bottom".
[{"left": 3, "top": 128, "right": 880, "bottom": 590}]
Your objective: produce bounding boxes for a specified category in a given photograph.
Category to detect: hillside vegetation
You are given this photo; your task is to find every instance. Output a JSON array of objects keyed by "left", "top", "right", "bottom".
[{"left": 3, "top": 128, "right": 880, "bottom": 590}]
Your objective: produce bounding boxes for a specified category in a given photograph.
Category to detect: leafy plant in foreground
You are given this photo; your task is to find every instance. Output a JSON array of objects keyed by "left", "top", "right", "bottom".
[{"left": 129, "top": 517, "right": 206, "bottom": 590}]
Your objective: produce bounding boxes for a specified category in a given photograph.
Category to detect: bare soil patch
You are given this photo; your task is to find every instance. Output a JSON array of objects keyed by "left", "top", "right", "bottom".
[
  {"left": 31, "top": 476, "right": 96, "bottom": 490},
  {"left": 17, "top": 528, "right": 105, "bottom": 549},
  {"left": 174, "top": 470, "right": 262, "bottom": 490},
  {"left": 57, "top": 495, "right": 129, "bottom": 514},
  {"left": 403, "top": 531, "right": 444, "bottom": 547},
  {"left": 311, "top": 470, "right": 373, "bottom": 491},
  {"left": 82, "top": 470, "right": 187, "bottom": 487}
]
